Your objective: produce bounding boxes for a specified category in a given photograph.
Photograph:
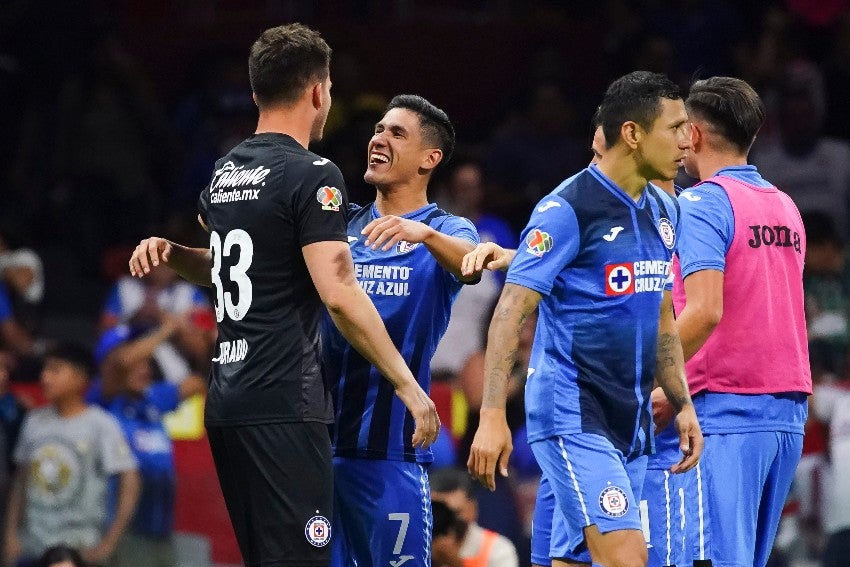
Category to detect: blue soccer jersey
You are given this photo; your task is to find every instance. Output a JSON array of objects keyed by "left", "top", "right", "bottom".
[
  {"left": 509, "top": 165, "right": 679, "bottom": 457},
  {"left": 324, "top": 202, "right": 479, "bottom": 463}
]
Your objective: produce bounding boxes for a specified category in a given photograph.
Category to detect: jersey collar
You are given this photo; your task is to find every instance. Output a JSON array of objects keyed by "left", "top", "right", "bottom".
[
  {"left": 588, "top": 164, "right": 648, "bottom": 209},
  {"left": 370, "top": 202, "right": 437, "bottom": 220}
]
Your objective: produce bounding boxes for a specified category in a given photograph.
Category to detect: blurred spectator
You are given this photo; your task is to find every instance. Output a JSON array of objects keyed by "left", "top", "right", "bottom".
[
  {"left": 456, "top": 310, "right": 535, "bottom": 465},
  {"left": 4, "top": 343, "right": 139, "bottom": 566},
  {"left": 91, "top": 321, "right": 205, "bottom": 567},
  {"left": 431, "top": 499, "right": 465, "bottom": 567},
  {"left": 431, "top": 499, "right": 466, "bottom": 567},
  {"left": 0, "top": 282, "right": 37, "bottom": 359},
  {"left": 430, "top": 467, "right": 519, "bottom": 567},
  {"left": 0, "top": 222, "right": 44, "bottom": 310},
  {"left": 812, "top": 377, "right": 850, "bottom": 567},
  {"left": 34, "top": 544, "right": 87, "bottom": 567},
  {"left": 801, "top": 211, "right": 850, "bottom": 377},
  {"left": 432, "top": 161, "right": 516, "bottom": 377},
  {"left": 508, "top": 425, "right": 541, "bottom": 546},
  {"left": 0, "top": 348, "right": 28, "bottom": 470},
  {"left": 752, "top": 60, "right": 850, "bottom": 239},
  {"left": 99, "top": 265, "right": 215, "bottom": 378}
]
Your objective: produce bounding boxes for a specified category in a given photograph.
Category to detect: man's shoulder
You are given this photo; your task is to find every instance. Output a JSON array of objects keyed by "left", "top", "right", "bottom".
[
  {"left": 24, "top": 406, "right": 56, "bottom": 426},
  {"left": 285, "top": 149, "right": 343, "bottom": 179}
]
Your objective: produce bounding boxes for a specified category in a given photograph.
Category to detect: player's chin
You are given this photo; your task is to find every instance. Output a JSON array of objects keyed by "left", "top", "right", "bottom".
[{"left": 363, "top": 168, "right": 385, "bottom": 185}]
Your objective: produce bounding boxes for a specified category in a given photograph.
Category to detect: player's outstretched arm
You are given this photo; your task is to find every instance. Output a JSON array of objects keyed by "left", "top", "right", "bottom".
[
  {"left": 360, "top": 215, "right": 477, "bottom": 282},
  {"left": 129, "top": 237, "right": 213, "bottom": 287},
  {"left": 461, "top": 243, "right": 517, "bottom": 277},
  {"left": 303, "top": 240, "right": 440, "bottom": 448},
  {"left": 656, "top": 290, "right": 703, "bottom": 473},
  {"left": 468, "top": 283, "right": 541, "bottom": 491}
]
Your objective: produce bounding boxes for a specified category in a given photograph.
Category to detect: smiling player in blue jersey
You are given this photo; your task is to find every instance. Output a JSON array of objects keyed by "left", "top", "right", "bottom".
[
  {"left": 467, "top": 71, "right": 703, "bottom": 567},
  {"left": 322, "top": 95, "right": 479, "bottom": 567}
]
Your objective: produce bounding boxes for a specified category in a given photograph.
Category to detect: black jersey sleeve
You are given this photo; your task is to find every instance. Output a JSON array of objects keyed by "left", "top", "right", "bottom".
[{"left": 294, "top": 161, "right": 349, "bottom": 247}]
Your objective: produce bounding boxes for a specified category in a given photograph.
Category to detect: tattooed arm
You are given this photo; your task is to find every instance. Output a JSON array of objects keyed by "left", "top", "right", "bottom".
[
  {"left": 468, "top": 283, "right": 542, "bottom": 490},
  {"left": 657, "top": 290, "right": 703, "bottom": 473}
]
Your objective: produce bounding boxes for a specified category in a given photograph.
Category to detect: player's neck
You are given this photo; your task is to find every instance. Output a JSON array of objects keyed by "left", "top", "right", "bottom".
[
  {"left": 254, "top": 104, "right": 315, "bottom": 149},
  {"left": 373, "top": 182, "right": 429, "bottom": 216},
  {"left": 697, "top": 151, "right": 749, "bottom": 181},
  {"left": 596, "top": 155, "right": 649, "bottom": 201}
]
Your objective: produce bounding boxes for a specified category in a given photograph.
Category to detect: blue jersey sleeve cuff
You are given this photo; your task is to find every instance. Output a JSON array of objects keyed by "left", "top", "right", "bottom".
[
  {"left": 681, "top": 260, "right": 725, "bottom": 279},
  {"left": 505, "top": 274, "right": 552, "bottom": 296}
]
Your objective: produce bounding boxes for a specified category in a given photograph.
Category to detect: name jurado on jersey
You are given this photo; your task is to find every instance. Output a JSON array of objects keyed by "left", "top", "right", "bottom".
[
  {"left": 212, "top": 338, "right": 248, "bottom": 365},
  {"left": 354, "top": 264, "right": 412, "bottom": 297}
]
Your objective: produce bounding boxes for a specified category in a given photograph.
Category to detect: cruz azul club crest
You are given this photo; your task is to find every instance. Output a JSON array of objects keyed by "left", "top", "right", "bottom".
[{"left": 658, "top": 218, "right": 675, "bottom": 249}]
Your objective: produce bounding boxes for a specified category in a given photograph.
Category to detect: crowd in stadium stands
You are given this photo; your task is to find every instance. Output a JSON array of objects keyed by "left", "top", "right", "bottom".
[{"left": 1, "top": 0, "right": 850, "bottom": 565}]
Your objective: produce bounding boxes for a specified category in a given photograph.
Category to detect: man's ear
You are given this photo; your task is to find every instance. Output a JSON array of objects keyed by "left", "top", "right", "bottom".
[
  {"left": 690, "top": 121, "right": 703, "bottom": 151},
  {"left": 420, "top": 148, "right": 443, "bottom": 173},
  {"left": 311, "top": 82, "right": 323, "bottom": 110},
  {"left": 620, "top": 120, "right": 641, "bottom": 150}
]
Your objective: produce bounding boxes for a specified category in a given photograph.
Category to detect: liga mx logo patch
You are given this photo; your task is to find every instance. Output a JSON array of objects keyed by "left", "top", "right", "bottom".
[
  {"left": 526, "top": 229, "right": 553, "bottom": 257},
  {"left": 605, "top": 263, "right": 634, "bottom": 296},
  {"left": 396, "top": 240, "right": 420, "bottom": 254},
  {"left": 599, "top": 485, "right": 629, "bottom": 517},
  {"left": 316, "top": 186, "right": 342, "bottom": 211},
  {"left": 658, "top": 218, "right": 675, "bottom": 249},
  {"left": 305, "top": 515, "right": 331, "bottom": 547}
]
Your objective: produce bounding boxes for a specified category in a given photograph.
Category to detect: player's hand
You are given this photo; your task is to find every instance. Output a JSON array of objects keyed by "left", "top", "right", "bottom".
[
  {"left": 394, "top": 380, "right": 440, "bottom": 448},
  {"left": 671, "top": 403, "right": 703, "bottom": 474},
  {"left": 651, "top": 386, "right": 675, "bottom": 431},
  {"left": 461, "top": 242, "right": 514, "bottom": 277},
  {"left": 129, "top": 236, "right": 173, "bottom": 277},
  {"left": 467, "top": 408, "right": 512, "bottom": 491},
  {"left": 361, "top": 216, "right": 434, "bottom": 251}
]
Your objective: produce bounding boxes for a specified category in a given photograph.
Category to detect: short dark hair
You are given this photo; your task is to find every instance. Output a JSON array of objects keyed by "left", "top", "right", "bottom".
[
  {"left": 597, "top": 71, "right": 682, "bottom": 149},
  {"left": 248, "top": 23, "right": 331, "bottom": 108},
  {"left": 386, "top": 94, "right": 455, "bottom": 165},
  {"left": 431, "top": 500, "right": 465, "bottom": 539},
  {"left": 36, "top": 545, "right": 86, "bottom": 567},
  {"left": 429, "top": 466, "right": 474, "bottom": 498},
  {"left": 686, "top": 76, "right": 765, "bottom": 153},
  {"left": 46, "top": 343, "right": 95, "bottom": 379}
]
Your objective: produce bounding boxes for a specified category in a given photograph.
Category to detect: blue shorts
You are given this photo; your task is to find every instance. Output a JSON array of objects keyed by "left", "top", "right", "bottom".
[
  {"left": 331, "top": 458, "right": 431, "bottom": 567},
  {"left": 530, "top": 434, "right": 648, "bottom": 564},
  {"left": 641, "top": 467, "right": 688, "bottom": 567},
  {"left": 684, "top": 463, "right": 707, "bottom": 564},
  {"left": 699, "top": 431, "right": 803, "bottom": 567}
]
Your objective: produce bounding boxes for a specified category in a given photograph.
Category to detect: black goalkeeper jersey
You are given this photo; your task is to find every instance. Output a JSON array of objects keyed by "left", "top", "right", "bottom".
[{"left": 198, "top": 132, "right": 348, "bottom": 426}]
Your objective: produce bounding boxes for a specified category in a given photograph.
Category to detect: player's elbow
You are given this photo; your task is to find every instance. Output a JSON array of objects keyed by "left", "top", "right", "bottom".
[
  {"left": 319, "top": 283, "right": 356, "bottom": 316},
  {"left": 694, "top": 301, "right": 722, "bottom": 331}
]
